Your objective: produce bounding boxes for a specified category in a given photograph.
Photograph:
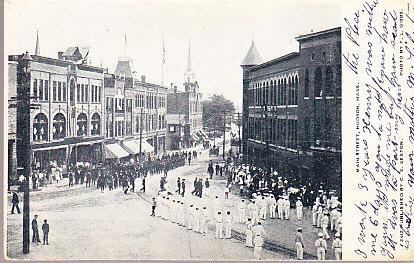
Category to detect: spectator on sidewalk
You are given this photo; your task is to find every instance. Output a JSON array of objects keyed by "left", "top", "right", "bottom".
[
  {"left": 204, "top": 178, "right": 210, "bottom": 197},
  {"left": 191, "top": 177, "right": 198, "bottom": 196},
  {"left": 208, "top": 161, "right": 214, "bottom": 179},
  {"left": 215, "top": 163, "right": 220, "bottom": 176},
  {"left": 181, "top": 179, "right": 186, "bottom": 197},
  {"left": 32, "top": 214, "right": 41, "bottom": 244},
  {"left": 176, "top": 177, "right": 181, "bottom": 194},
  {"left": 11, "top": 192, "right": 21, "bottom": 214},
  {"left": 140, "top": 176, "right": 146, "bottom": 193},
  {"left": 42, "top": 219, "right": 49, "bottom": 245},
  {"left": 295, "top": 228, "right": 304, "bottom": 260},
  {"left": 151, "top": 197, "right": 157, "bottom": 217}
]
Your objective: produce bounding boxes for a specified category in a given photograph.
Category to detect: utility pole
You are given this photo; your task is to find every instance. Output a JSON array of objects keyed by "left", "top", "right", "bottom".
[
  {"left": 222, "top": 111, "right": 226, "bottom": 160},
  {"left": 139, "top": 107, "right": 143, "bottom": 164},
  {"left": 16, "top": 52, "right": 33, "bottom": 254},
  {"left": 237, "top": 112, "right": 242, "bottom": 155}
]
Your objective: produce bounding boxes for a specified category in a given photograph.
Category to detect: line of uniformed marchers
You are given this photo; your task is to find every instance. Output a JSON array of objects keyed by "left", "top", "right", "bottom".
[
  {"left": 8, "top": 40, "right": 204, "bottom": 183},
  {"left": 241, "top": 27, "right": 342, "bottom": 190}
]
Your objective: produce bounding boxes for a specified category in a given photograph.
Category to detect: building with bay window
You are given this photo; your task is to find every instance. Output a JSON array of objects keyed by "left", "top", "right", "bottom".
[{"left": 241, "top": 27, "right": 341, "bottom": 189}]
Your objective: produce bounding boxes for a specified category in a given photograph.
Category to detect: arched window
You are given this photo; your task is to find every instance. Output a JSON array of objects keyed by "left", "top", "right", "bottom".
[
  {"left": 33, "top": 113, "right": 48, "bottom": 142},
  {"left": 325, "top": 66, "right": 333, "bottom": 96},
  {"left": 304, "top": 69, "right": 310, "bottom": 97},
  {"left": 288, "top": 76, "right": 292, "bottom": 105},
  {"left": 91, "top": 113, "right": 101, "bottom": 136},
  {"left": 52, "top": 113, "right": 66, "bottom": 140},
  {"left": 77, "top": 113, "right": 88, "bottom": 136},
  {"left": 294, "top": 75, "right": 299, "bottom": 105}
]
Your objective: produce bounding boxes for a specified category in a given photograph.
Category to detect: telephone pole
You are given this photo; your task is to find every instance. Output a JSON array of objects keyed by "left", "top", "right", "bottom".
[
  {"left": 222, "top": 111, "right": 226, "bottom": 160},
  {"left": 16, "top": 52, "right": 33, "bottom": 254}
]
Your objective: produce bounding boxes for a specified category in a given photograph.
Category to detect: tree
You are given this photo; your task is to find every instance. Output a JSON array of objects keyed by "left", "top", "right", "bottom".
[{"left": 202, "top": 94, "right": 235, "bottom": 132}]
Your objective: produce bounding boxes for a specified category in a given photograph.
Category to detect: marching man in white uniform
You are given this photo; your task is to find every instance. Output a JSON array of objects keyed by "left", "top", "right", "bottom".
[
  {"left": 332, "top": 232, "right": 342, "bottom": 260},
  {"left": 284, "top": 196, "right": 290, "bottom": 220},
  {"left": 252, "top": 221, "right": 266, "bottom": 260},
  {"left": 277, "top": 196, "right": 284, "bottom": 219},
  {"left": 200, "top": 206, "right": 208, "bottom": 235},
  {"left": 238, "top": 199, "right": 247, "bottom": 223},
  {"left": 315, "top": 232, "right": 327, "bottom": 260},
  {"left": 296, "top": 197, "right": 303, "bottom": 221},
  {"left": 259, "top": 196, "right": 267, "bottom": 220},
  {"left": 215, "top": 211, "right": 224, "bottom": 239},
  {"left": 245, "top": 218, "right": 254, "bottom": 247},
  {"left": 225, "top": 211, "right": 232, "bottom": 239},
  {"left": 269, "top": 195, "right": 276, "bottom": 219}
]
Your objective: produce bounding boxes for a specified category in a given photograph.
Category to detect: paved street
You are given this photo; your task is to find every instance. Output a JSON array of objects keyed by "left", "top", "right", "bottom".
[{"left": 6, "top": 149, "right": 287, "bottom": 260}]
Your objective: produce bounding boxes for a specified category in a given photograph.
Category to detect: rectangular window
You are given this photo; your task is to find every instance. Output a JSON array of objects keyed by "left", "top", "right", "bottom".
[
  {"left": 77, "top": 84, "right": 81, "bottom": 102},
  {"left": 44, "top": 80, "right": 49, "bottom": 101},
  {"left": 63, "top": 82, "right": 67, "bottom": 101},
  {"left": 314, "top": 67, "right": 323, "bottom": 97},
  {"left": 39, "top": 79, "right": 44, "bottom": 101},
  {"left": 33, "top": 79, "right": 38, "bottom": 100},
  {"left": 85, "top": 85, "right": 89, "bottom": 102},
  {"left": 57, "top": 82, "right": 62, "bottom": 101},
  {"left": 53, "top": 81, "right": 57, "bottom": 101}
]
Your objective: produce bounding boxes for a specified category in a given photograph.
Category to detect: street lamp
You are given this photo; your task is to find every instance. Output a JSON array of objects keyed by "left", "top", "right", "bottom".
[{"left": 16, "top": 51, "right": 33, "bottom": 254}]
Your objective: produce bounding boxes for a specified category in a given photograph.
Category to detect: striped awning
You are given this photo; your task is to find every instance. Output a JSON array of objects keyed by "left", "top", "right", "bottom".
[
  {"left": 122, "top": 140, "right": 140, "bottom": 154},
  {"left": 104, "top": 143, "right": 129, "bottom": 159},
  {"left": 142, "top": 139, "right": 154, "bottom": 153}
]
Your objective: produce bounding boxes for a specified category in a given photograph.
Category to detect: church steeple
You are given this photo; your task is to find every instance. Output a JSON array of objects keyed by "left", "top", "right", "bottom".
[
  {"left": 184, "top": 41, "right": 195, "bottom": 85},
  {"left": 241, "top": 41, "right": 262, "bottom": 66},
  {"left": 35, "top": 30, "right": 40, "bottom": 56}
]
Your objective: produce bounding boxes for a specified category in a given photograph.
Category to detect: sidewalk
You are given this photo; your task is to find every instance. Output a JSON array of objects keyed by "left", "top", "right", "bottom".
[{"left": 135, "top": 151, "right": 334, "bottom": 260}]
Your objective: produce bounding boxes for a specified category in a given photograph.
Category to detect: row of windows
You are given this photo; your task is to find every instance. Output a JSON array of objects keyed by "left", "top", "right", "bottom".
[
  {"left": 91, "top": 85, "right": 102, "bottom": 103},
  {"left": 52, "top": 81, "right": 67, "bottom": 102},
  {"left": 32, "top": 112, "right": 101, "bottom": 142},
  {"left": 249, "top": 75, "right": 298, "bottom": 107},
  {"left": 247, "top": 115, "right": 340, "bottom": 149},
  {"left": 305, "top": 65, "right": 340, "bottom": 98},
  {"left": 32, "top": 79, "right": 49, "bottom": 101},
  {"left": 247, "top": 117, "right": 298, "bottom": 149}
]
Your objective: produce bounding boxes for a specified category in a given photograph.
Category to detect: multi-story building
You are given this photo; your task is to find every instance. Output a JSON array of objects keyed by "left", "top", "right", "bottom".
[
  {"left": 103, "top": 56, "right": 167, "bottom": 159},
  {"left": 8, "top": 47, "right": 105, "bottom": 177},
  {"left": 166, "top": 44, "right": 203, "bottom": 149},
  {"left": 241, "top": 27, "right": 341, "bottom": 188}
]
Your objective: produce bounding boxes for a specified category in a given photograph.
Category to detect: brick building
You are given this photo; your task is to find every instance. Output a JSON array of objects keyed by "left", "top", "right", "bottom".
[
  {"left": 8, "top": 48, "right": 105, "bottom": 179},
  {"left": 166, "top": 43, "right": 203, "bottom": 149},
  {"left": 241, "top": 27, "right": 341, "bottom": 188},
  {"left": 103, "top": 56, "right": 167, "bottom": 160}
]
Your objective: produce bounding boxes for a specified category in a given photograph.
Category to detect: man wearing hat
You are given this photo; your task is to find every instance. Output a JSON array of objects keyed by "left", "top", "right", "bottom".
[
  {"left": 295, "top": 228, "right": 304, "bottom": 260},
  {"left": 315, "top": 232, "right": 327, "bottom": 260},
  {"left": 296, "top": 197, "right": 303, "bottom": 221},
  {"left": 317, "top": 204, "right": 324, "bottom": 228},
  {"left": 283, "top": 196, "right": 290, "bottom": 220},
  {"left": 215, "top": 211, "right": 224, "bottom": 239},
  {"left": 332, "top": 232, "right": 342, "bottom": 260}
]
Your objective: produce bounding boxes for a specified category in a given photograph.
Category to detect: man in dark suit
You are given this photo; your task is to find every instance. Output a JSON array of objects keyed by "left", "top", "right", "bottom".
[
  {"left": 32, "top": 214, "right": 40, "bottom": 243},
  {"left": 42, "top": 219, "right": 49, "bottom": 245},
  {"left": 11, "top": 192, "right": 20, "bottom": 214},
  {"left": 181, "top": 179, "right": 186, "bottom": 197}
]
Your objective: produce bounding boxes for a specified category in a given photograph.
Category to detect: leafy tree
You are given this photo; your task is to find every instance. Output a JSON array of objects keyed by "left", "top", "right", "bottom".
[{"left": 202, "top": 94, "right": 235, "bottom": 132}]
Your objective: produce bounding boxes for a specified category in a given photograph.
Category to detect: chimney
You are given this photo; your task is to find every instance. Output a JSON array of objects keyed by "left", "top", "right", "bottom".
[
  {"left": 58, "top": 51, "right": 64, "bottom": 60},
  {"left": 141, "top": 75, "right": 146, "bottom": 82}
]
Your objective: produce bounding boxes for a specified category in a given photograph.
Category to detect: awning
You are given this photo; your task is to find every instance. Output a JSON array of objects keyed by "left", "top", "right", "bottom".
[
  {"left": 142, "top": 139, "right": 154, "bottom": 153},
  {"left": 104, "top": 143, "right": 129, "bottom": 159},
  {"left": 122, "top": 140, "right": 140, "bottom": 154},
  {"left": 199, "top": 130, "right": 208, "bottom": 139},
  {"left": 197, "top": 130, "right": 208, "bottom": 141},
  {"left": 190, "top": 132, "right": 200, "bottom": 141}
]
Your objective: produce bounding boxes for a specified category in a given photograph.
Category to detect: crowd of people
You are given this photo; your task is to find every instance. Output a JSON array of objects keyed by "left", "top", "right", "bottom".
[{"left": 227, "top": 162, "right": 342, "bottom": 260}]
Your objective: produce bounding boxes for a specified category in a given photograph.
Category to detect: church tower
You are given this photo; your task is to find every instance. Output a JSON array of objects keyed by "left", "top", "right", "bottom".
[{"left": 183, "top": 42, "right": 196, "bottom": 92}]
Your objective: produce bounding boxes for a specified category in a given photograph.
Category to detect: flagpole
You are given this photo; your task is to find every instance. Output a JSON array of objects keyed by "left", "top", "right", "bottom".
[{"left": 162, "top": 33, "right": 165, "bottom": 86}]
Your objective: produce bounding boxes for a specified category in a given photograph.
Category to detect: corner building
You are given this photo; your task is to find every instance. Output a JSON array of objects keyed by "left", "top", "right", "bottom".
[{"left": 241, "top": 27, "right": 341, "bottom": 189}]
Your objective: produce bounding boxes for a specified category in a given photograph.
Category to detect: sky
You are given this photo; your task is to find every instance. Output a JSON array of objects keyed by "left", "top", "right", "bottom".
[{"left": 5, "top": 0, "right": 340, "bottom": 110}]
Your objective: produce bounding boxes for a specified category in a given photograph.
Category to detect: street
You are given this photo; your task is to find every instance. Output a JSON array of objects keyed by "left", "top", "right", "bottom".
[{"left": 6, "top": 149, "right": 288, "bottom": 260}]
